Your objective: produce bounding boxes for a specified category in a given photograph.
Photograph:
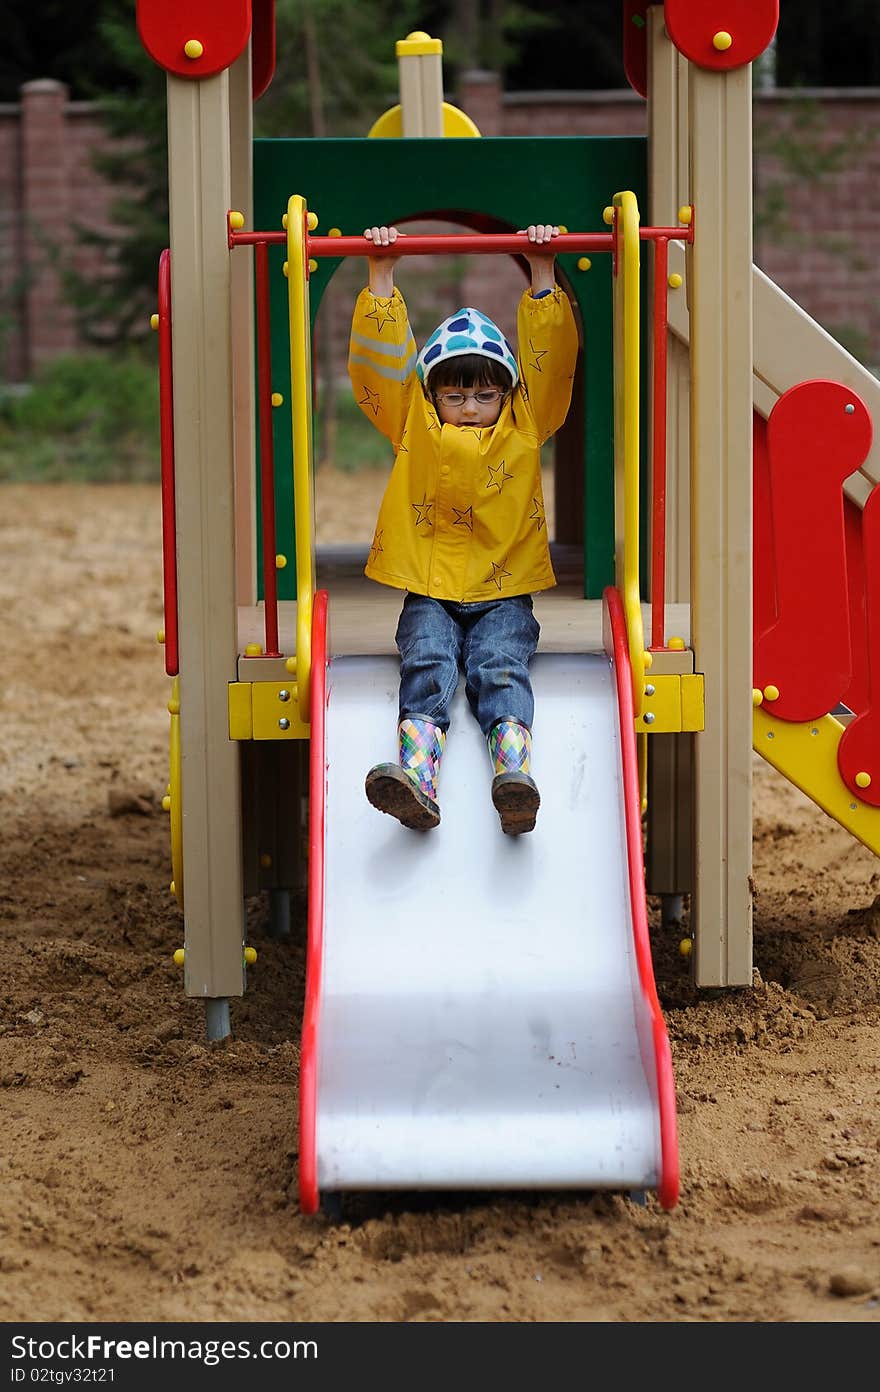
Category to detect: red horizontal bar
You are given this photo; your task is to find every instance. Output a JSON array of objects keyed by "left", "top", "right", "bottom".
[{"left": 229, "top": 225, "right": 693, "bottom": 255}]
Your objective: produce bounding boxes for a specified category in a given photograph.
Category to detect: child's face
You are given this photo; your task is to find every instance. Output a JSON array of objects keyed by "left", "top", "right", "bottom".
[{"left": 431, "top": 385, "right": 507, "bottom": 428}]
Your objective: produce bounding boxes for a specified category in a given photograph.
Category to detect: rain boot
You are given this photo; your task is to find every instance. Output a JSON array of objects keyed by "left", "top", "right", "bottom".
[
  {"left": 488, "top": 718, "right": 540, "bottom": 835},
  {"left": 365, "top": 717, "right": 446, "bottom": 831}
]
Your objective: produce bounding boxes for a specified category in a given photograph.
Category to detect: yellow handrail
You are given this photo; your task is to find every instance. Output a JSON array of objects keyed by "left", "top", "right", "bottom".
[
  {"left": 611, "top": 190, "right": 646, "bottom": 719},
  {"left": 286, "top": 194, "right": 317, "bottom": 726}
]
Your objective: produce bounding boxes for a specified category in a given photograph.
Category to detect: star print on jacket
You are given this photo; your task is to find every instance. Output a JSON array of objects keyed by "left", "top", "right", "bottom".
[
  {"left": 358, "top": 385, "right": 381, "bottom": 416},
  {"left": 411, "top": 494, "right": 435, "bottom": 528},
  {"left": 369, "top": 529, "right": 384, "bottom": 562},
  {"left": 526, "top": 338, "right": 549, "bottom": 372},
  {"left": 452, "top": 506, "right": 474, "bottom": 530},
  {"left": 486, "top": 459, "right": 513, "bottom": 494},
  {"left": 396, "top": 430, "right": 408, "bottom": 453},
  {"left": 530, "top": 497, "right": 546, "bottom": 531},
  {"left": 364, "top": 300, "right": 398, "bottom": 333},
  {"left": 487, "top": 560, "right": 512, "bottom": 590}
]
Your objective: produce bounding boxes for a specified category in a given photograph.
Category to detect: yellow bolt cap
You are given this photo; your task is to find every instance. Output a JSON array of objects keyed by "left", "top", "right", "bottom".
[
  {"left": 308, "top": 258, "right": 318, "bottom": 273},
  {"left": 679, "top": 938, "right": 693, "bottom": 959},
  {"left": 557, "top": 224, "right": 568, "bottom": 235},
  {"left": 245, "top": 642, "right": 263, "bottom": 656},
  {"left": 602, "top": 206, "right": 614, "bottom": 225},
  {"left": 173, "top": 947, "right": 185, "bottom": 965},
  {"left": 162, "top": 795, "right": 171, "bottom": 812},
  {"left": 282, "top": 261, "right": 289, "bottom": 277},
  {"left": 184, "top": 39, "right": 204, "bottom": 59},
  {"left": 329, "top": 227, "right": 342, "bottom": 237},
  {"left": 285, "top": 656, "right": 297, "bottom": 675},
  {"left": 763, "top": 684, "right": 780, "bottom": 702},
  {"left": 275, "top": 554, "right": 287, "bottom": 569},
  {"left": 150, "top": 313, "right": 159, "bottom": 331},
  {"left": 307, "top": 211, "right": 319, "bottom": 230},
  {"left": 678, "top": 206, "right": 692, "bottom": 225},
  {"left": 643, "top": 650, "right": 653, "bottom": 669},
  {"left": 641, "top": 797, "right": 648, "bottom": 814},
  {"left": 667, "top": 636, "right": 686, "bottom": 651},
  {"left": 271, "top": 392, "right": 283, "bottom": 407},
  {"left": 228, "top": 211, "right": 245, "bottom": 230},
  {"left": 244, "top": 947, "right": 257, "bottom": 965},
  {"left": 167, "top": 698, "right": 180, "bottom": 715},
  {"left": 407, "top": 30, "right": 430, "bottom": 40},
  {"left": 282, "top": 213, "right": 288, "bottom": 229},
  {"left": 156, "top": 629, "right": 165, "bottom": 644},
  {"left": 259, "top": 853, "right": 272, "bottom": 868},
  {"left": 577, "top": 256, "right": 592, "bottom": 271},
  {"left": 713, "top": 30, "right": 733, "bottom": 52},
  {"left": 668, "top": 273, "right": 683, "bottom": 289},
  {"left": 752, "top": 688, "right": 764, "bottom": 707},
  {"left": 855, "top": 771, "right": 872, "bottom": 789}
]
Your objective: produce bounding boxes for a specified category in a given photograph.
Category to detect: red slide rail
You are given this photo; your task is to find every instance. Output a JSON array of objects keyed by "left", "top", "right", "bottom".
[
  {"left": 299, "top": 588, "right": 329, "bottom": 1215},
  {"left": 605, "top": 584, "right": 679, "bottom": 1210}
]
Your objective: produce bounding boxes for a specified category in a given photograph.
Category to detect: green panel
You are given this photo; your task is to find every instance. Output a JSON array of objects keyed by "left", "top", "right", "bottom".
[{"left": 253, "top": 135, "right": 647, "bottom": 600}]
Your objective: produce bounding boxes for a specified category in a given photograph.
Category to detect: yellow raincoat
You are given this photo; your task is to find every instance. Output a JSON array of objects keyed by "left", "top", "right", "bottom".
[{"left": 348, "top": 285, "right": 578, "bottom": 603}]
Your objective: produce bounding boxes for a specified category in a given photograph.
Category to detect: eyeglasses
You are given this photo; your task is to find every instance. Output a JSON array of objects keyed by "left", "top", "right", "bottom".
[{"left": 433, "top": 389, "right": 507, "bottom": 408}]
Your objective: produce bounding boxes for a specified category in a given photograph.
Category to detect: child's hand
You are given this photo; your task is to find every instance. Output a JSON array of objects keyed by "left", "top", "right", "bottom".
[
  {"left": 364, "top": 226, "right": 404, "bottom": 296},
  {"left": 517, "top": 224, "right": 561, "bottom": 294}
]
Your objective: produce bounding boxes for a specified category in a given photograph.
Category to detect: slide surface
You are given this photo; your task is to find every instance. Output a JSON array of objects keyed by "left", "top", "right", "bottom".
[{"left": 304, "top": 629, "right": 677, "bottom": 1201}]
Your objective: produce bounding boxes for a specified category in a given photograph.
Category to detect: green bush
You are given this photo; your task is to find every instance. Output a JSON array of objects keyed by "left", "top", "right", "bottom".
[{"left": 0, "top": 353, "right": 160, "bottom": 482}]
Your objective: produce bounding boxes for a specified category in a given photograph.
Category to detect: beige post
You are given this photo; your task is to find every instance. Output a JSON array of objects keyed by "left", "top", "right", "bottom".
[
  {"left": 229, "top": 42, "right": 257, "bottom": 606},
  {"left": 396, "top": 32, "right": 444, "bottom": 136},
  {"left": 644, "top": 7, "right": 694, "bottom": 900},
  {"left": 687, "top": 59, "right": 754, "bottom": 986},
  {"left": 166, "top": 71, "right": 246, "bottom": 1001}
]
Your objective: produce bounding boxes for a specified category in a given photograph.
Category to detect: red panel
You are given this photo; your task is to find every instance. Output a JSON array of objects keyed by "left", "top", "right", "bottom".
[
  {"left": 838, "top": 488, "right": 880, "bottom": 805},
  {"left": 252, "top": 0, "right": 276, "bottom": 100},
  {"left": 754, "top": 381, "right": 872, "bottom": 722},
  {"left": 752, "top": 408, "right": 776, "bottom": 644},
  {"left": 623, "top": 2, "right": 654, "bottom": 99},
  {"left": 842, "top": 498, "right": 869, "bottom": 716},
  {"left": 137, "top": 0, "right": 251, "bottom": 79},
  {"left": 664, "top": 0, "right": 778, "bottom": 72}
]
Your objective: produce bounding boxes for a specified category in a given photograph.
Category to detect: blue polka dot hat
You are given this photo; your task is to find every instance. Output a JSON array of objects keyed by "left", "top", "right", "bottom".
[{"left": 416, "top": 308, "right": 518, "bottom": 389}]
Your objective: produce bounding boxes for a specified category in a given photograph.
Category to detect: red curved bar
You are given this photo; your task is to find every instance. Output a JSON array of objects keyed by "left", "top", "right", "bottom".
[
  {"left": 299, "top": 588, "right": 329, "bottom": 1215},
  {"left": 157, "top": 249, "right": 178, "bottom": 677},
  {"left": 605, "top": 584, "right": 680, "bottom": 1210}
]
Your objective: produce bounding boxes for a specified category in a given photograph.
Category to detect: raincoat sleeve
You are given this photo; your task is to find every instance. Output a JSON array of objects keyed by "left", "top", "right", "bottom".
[
  {"left": 348, "top": 287, "right": 419, "bottom": 447},
  {"left": 516, "top": 287, "right": 579, "bottom": 444}
]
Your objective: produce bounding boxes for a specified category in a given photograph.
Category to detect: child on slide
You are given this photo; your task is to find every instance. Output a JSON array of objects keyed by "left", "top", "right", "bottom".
[{"left": 348, "top": 222, "right": 577, "bottom": 834}]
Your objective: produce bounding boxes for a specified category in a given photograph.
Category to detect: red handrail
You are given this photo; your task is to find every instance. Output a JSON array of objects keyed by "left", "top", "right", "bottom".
[
  {"left": 157, "top": 248, "right": 178, "bottom": 677},
  {"left": 605, "top": 584, "right": 680, "bottom": 1210},
  {"left": 254, "top": 240, "right": 281, "bottom": 657}
]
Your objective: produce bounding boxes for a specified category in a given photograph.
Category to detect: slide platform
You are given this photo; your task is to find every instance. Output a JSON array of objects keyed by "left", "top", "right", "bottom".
[{"left": 299, "top": 590, "right": 678, "bottom": 1211}]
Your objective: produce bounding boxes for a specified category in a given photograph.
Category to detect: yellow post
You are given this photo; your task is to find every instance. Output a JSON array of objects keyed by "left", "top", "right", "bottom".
[{"left": 286, "top": 194, "right": 317, "bottom": 727}]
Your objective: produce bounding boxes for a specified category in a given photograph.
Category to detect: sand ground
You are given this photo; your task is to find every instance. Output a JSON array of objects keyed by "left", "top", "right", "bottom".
[{"left": 1, "top": 477, "right": 879, "bottom": 1323}]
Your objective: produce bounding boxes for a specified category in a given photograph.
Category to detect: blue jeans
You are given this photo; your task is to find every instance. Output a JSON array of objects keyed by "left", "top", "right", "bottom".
[{"left": 395, "top": 591, "right": 540, "bottom": 737}]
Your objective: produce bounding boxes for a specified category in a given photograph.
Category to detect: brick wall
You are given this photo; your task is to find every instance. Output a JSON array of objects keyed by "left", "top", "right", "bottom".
[{"left": 2, "top": 76, "right": 880, "bottom": 381}]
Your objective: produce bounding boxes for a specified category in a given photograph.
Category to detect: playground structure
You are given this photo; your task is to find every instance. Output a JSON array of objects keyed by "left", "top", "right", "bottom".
[{"left": 137, "top": 2, "right": 880, "bottom": 1212}]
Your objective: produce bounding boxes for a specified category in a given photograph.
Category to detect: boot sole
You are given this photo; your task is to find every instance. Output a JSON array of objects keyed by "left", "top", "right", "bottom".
[
  {"left": 365, "top": 764, "right": 440, "bottom": 831},
  {"left": 492, "top": 772, "right": 540, "bottom": 835}
]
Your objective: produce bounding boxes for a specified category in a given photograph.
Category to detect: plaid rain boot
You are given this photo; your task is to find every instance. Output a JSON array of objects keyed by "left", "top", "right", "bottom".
[
  {"left": 365, "top": 718, "right": 446, "bottom": 831},
  {"left": 488, "top": 719, "right": 540, "bottom": 835}
]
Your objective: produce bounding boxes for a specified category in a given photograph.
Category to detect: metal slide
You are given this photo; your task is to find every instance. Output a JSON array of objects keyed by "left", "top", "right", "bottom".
[{"left": 299, "top": 594, "right": 678, "bottom": 1210}]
